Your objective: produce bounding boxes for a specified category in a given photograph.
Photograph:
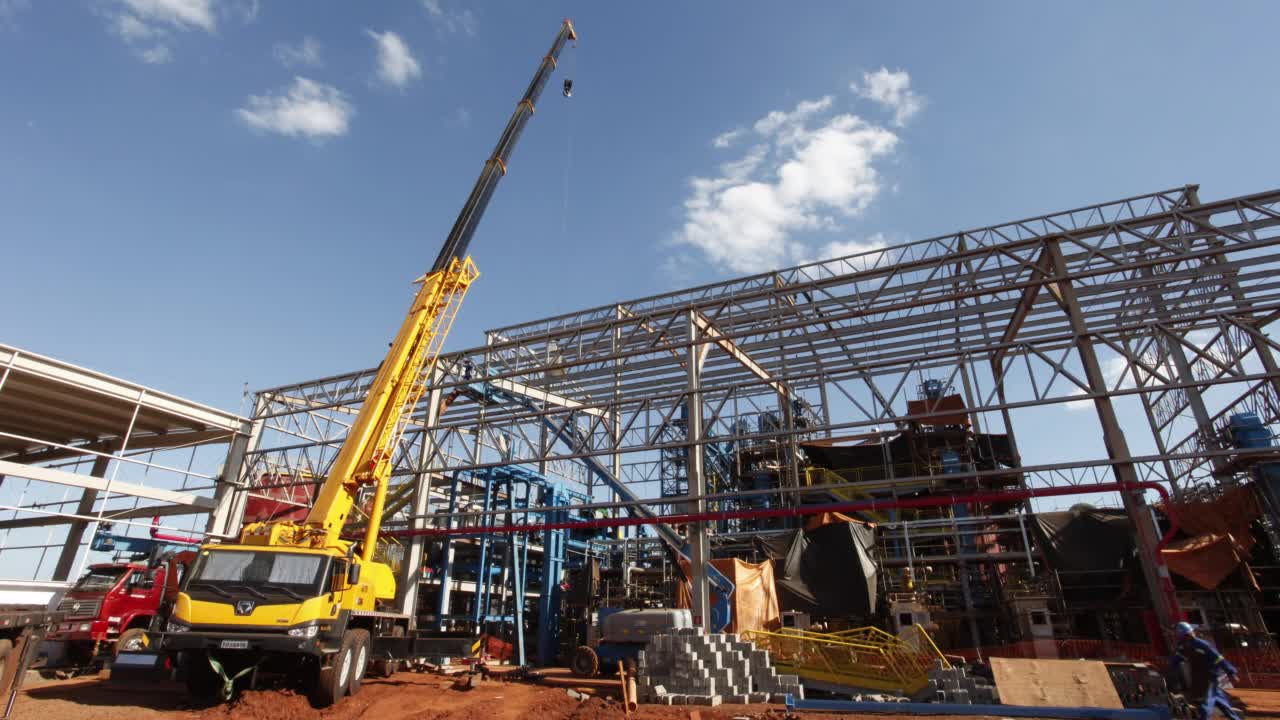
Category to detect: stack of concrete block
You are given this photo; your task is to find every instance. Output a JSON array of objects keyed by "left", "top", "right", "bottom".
[
  {"left": 636, "top": 627, "right": 804, "bottom": 706},
  {"left": 923, "top": 661, "right": 999, "bottom": 704}
]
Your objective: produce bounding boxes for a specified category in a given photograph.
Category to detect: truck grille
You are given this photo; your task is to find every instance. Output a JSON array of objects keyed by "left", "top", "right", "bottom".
[{"left": 58, "top": 597, "right": 101, "bottom": 619}]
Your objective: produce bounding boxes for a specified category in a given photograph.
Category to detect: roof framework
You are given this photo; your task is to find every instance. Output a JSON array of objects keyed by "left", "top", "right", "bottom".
[
  {"left": 241, "top": 185, "right": 1280, "bottom": 516},
  {"left": 0, "top": 345, "right": 249, "bottom": 580}
]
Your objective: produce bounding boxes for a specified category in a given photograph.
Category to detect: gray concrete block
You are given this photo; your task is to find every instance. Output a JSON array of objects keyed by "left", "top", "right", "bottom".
[
  {"left": 748, "top": 692, "right": 770, "bottom": 704},
  {"left": 691, "top": 695, "right": 723, "bottom": 706}
]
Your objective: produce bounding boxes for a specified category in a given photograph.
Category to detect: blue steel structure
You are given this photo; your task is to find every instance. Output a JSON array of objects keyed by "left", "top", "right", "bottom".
[
  {"left": 433, "top": 464, "right": 588, "bottom": 666},
  {"left": 443, "top": 371, "right": 739, "bottom": 632}
]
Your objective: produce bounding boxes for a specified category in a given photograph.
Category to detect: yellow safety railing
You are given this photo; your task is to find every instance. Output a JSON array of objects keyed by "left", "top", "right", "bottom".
[
  {"left": 802, "top": 467, "right": 939, "bottom": 522},
  {"left": 743, "top": 625, "right": 949, "bottom": 695}
]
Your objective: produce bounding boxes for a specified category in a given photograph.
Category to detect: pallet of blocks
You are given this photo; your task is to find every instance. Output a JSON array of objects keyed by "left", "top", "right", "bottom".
[{"left": 636, "top": 627, "right": 804, "bottom": 706}]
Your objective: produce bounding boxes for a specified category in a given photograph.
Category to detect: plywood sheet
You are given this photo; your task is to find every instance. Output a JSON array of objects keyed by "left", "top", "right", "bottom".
[{"left": 990, "top": 657, "right": 1123, "bottom": 709}]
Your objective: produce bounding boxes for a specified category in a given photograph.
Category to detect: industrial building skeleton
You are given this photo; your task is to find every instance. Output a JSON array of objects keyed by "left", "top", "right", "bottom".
[
  {"left": 221, "top": 184, "right": 1280, "bottom": 652},
  {"left": 5, "top": 184, "right": 1280, "bottom": 657}
]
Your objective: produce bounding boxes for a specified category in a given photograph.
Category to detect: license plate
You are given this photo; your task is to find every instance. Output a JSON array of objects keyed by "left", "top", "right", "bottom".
[{"left": 220, "top": 640, "right": 250, "bottom": 650}]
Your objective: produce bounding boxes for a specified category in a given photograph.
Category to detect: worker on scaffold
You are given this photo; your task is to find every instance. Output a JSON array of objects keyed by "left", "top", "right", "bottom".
[{"left": 1170, "top": 621, "right": 1242, "bottom": 720}]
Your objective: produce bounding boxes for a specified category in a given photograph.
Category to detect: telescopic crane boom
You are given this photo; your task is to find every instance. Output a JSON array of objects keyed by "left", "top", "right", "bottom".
[
  {"left": 164, "top": 21, "right": 577, "bottom": 707},
  {"left": 244, "top": 19, "right": 579, "bottom": 561}
]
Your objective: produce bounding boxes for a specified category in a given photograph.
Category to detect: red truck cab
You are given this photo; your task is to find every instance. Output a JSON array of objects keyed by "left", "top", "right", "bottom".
[{"left": 47, "top": 555, "right": 191, "bottom": 663}]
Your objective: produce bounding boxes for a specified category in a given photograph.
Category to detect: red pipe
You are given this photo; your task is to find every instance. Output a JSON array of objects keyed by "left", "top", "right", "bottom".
[{"left": 379, "top": 481, "right": 1178, "bottom": 548}]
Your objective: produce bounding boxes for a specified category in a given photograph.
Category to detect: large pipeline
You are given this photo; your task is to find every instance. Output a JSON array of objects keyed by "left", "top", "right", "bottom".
[{"left": 377, "top": 481, "right": 1178, "bottom": 549}]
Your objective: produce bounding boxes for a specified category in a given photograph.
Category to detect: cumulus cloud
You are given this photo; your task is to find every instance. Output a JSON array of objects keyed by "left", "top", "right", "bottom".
[
  {"left": 422, "top": 0, "right": 476, "bottom": 36},
  {"left": 274, "top": 36, "right": 322, "bottom": 69},
  {"left": 852, "top": 68, "right": 925, "bottom": 127},
  {"left": 712, "top": 128, "right": 745, "bottom": 149},
  {"left": 367, "top": 30, "right": 421, "bottom": 89},
  {"left": 105, "top": 0, "right": 254, "bottom": 63},
  {"left": 676, "top": 94, "right": 899, "bottom": 274},
  {"left": 236, "top": 77, "right": 354, "bottom": 140}
]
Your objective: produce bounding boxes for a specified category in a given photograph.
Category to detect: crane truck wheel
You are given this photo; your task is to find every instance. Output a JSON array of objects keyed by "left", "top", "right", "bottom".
[
  {"left": 312, "top": 631, "right": 356, "bottom": 707},
  {"left": 113, "top": 628, "right": 149, "bottom": 658},
  {"left": 0, "top": 639, "right": 12, "bottom": 686},
  {"left": 570, "top": 645, "right": 599, "bottom": 677},
  {"left": 347, "top": 630, "right": 371, "bottom": 695}
]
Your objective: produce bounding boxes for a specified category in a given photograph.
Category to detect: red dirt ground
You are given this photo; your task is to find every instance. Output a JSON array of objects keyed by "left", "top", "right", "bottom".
[{"left": 12, "top": 666, "right": 1106, "bottom": 720}]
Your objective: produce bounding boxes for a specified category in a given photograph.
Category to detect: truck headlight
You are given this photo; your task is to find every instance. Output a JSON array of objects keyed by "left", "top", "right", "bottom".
[
  {"left": 165, "top": 621, "right": 189, "bottom": 633},
  {"left": 287, "top": 625, "right": 319, "bottom": 638},
  {"left": 78, "top": 623, "right": 91, "bottom": 632}
]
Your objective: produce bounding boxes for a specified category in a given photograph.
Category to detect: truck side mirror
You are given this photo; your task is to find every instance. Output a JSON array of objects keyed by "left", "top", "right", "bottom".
[{"left": 347, "top": 563, "right": 361, "bottom": 585}]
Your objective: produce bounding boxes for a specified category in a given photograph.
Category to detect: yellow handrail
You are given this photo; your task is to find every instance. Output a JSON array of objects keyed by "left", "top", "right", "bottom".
[{"left": 744, "top": 625, "right": 948, "bottom": 695}]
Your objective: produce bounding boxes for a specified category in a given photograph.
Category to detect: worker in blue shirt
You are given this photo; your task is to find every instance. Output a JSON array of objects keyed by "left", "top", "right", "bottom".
[{"left": 1170, "top": 621, "right": 1242, "bottom": 720}]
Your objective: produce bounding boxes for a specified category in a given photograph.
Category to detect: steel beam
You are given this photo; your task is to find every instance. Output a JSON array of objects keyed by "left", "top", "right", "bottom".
[{"left": 0, "top": 459, "right": 215, "bottom": 509}]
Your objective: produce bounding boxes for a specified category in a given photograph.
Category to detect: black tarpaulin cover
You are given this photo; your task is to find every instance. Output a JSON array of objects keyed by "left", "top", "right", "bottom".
[
  {"left": 1032, "top": 507, "right": 1135, "bottom": 572},
  {"left": 755, "top": 521, "right": 878, "bottom": 617}
]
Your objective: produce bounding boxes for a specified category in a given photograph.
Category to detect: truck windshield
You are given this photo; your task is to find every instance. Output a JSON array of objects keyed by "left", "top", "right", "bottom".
[
  {"left": 75, "top": 567, "right": 126, "bottom": 592},
  {"left": 187, "top": 550, "right": 327, "bottom": 595}
]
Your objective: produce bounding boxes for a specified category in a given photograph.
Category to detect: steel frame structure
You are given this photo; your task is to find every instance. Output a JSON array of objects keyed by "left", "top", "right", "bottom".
[
  {"left": 229, "top": 184, "right": 1280, "bottom": 631},
  {"left": 0, "top": 344, "right": 251, "bottom": 581}
]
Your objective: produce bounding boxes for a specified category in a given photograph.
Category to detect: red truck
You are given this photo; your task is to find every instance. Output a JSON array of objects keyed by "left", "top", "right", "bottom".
[{"left": 46, "top": 552, "right": 193, "bottom": 664}]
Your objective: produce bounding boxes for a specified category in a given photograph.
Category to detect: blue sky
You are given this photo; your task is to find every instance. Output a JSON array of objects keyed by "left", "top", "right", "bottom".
[{"left": 3, "top": 1, "right": 1280, "bottom": 509}]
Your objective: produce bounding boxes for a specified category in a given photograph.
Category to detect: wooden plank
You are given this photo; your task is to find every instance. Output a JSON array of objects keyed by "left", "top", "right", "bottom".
[{"left": 990, "top": 657, "right": 1124, "bottom": 709}]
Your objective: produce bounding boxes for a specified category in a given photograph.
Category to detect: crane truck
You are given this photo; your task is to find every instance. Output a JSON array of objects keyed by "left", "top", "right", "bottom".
[{"left": 149, "top": 20, "right": 578, "bottom": 706}]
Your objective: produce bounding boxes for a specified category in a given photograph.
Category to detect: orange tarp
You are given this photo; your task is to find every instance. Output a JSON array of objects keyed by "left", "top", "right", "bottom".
[
  {"left": 1160, "top": 486, "right": 1263, "bottom": 590},
  {"left": 1164, "top": 532, "right": 1257, "bottom": 590},
  {"left": 676, "top": 558, "right": 781, "bottom": 634},
  {"left": 804, "top": 511, "right": 872, "bottom": 531}
]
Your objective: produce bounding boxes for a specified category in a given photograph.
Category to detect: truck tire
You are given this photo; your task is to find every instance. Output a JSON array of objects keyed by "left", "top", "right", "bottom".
[
  {"left": 570, "top": 645, "right": 599, "bottom": 678},
  {"left": 312, "top": 632, "right": 355, "bottom": 707},
  {"left": 182, "top": 652, "right": 221, "bottom": 705},
  {"left": 347, "top": 630, "right": 370, "bottom": 695},
  {"left": 113, "top": 628, "right": 149, "bottom": 658},
  {"left": 0, "top": 639, "right": 13, "bottom": 688}
]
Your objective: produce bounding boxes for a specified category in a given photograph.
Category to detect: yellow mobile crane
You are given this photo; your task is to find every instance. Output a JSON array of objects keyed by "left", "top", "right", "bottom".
[{"left": 157, "top": 20, "right": 577, "bottom": 706}]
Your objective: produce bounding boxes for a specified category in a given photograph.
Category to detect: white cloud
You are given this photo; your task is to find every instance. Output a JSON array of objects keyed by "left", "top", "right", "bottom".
[
  {"left": 274, "top": 36, "right": 322, "bottom": 68},
  {"left": 105, "top": 0, "right": 254, "bottom": 63},
  {"left": 119, "top": 0, "right": 216, "bottom": 31},
  {"left": 236, "top": 77, "right": 354, "bottom": 140},
  {"left": 422, "top": 0, "right": 476, "bottom": 36},
  {"left": 817, "top": 234, "right": 890, "bottom": 269},
  {"left": 140, "top": 44, "right": 172, "bottom": 63},
  {"left": 852, "top": 68, "right": 925, "bottom": 127},
  {"left": 451, "top": 106, "right": 471, "bottom": 127},
  {"left": 712, "top": 128, "right": 745, "bottom": 149},
  {"left": 675, "top": 95, "right": 898, "bottom": 274},
  {"left": 367, "top": 30, "right": 421, "bottom": 89}
]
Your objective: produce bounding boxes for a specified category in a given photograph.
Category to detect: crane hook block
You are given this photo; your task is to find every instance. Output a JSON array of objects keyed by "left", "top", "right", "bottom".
[{"left": 562, "top": 79, "right": 573, "bottom": 98}]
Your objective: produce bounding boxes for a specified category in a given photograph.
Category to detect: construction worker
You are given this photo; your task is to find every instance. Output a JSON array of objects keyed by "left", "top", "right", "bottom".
[{"left": 1169, "top": 621, "right": 1242, "bottom": 720}]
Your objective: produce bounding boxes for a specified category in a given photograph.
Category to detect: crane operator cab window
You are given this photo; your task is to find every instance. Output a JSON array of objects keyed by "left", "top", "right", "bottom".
[{"left": 184, "top": 549, "right": 330, "bottom": 601}]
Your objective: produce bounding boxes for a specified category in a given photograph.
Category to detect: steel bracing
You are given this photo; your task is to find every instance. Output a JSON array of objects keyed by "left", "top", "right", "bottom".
[{"left": 231, "top": 184, "right": 1280, "bottom": 629}]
